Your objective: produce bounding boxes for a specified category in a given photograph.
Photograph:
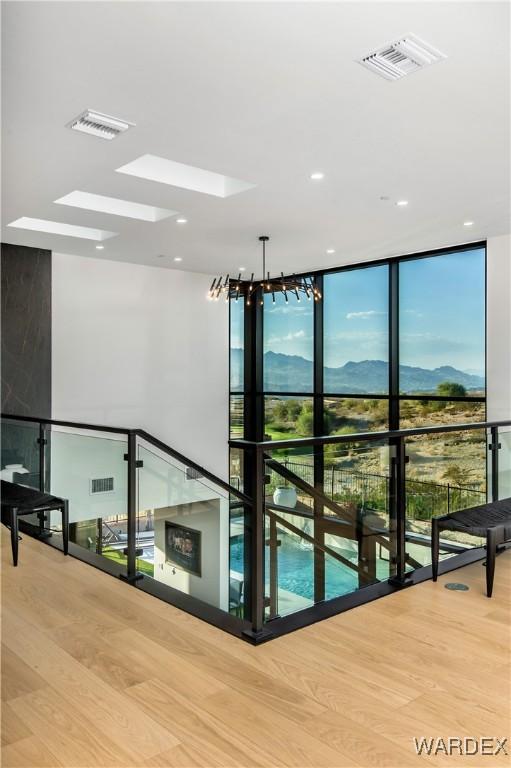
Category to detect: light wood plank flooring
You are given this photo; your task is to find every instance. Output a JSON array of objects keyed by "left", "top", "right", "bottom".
[{"left": 2, "top": 531, "right": 510, "bottom": 767}]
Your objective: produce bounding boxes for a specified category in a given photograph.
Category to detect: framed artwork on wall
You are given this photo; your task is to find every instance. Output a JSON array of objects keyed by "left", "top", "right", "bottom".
[{"left": 165, "top": 520, "right": 202, "bottom": 577}]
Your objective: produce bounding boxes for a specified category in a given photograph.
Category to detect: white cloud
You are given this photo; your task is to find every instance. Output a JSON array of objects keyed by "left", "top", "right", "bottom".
[
  {"left": 346, "top": 310, "right": 387, "bottom": 320},
  {"left": 268, "top": 305, "right": 311, "bottom": 315},
  {"left": 267, "top": 329, "right": 309, "bottom": 344}
]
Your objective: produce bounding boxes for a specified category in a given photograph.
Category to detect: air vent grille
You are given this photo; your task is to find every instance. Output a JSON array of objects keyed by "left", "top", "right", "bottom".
[
  {"left": 186, "top": 467, "right": 203, "bottom": 481},
  {"left": 68, "top": 110, "right": 134, "bottom": 140},
  {"left": 360, "top": 34, "right": 446, "bottom": 81},
  {"left": 90, "top": 477, "right": 114, "bottom": 494}
]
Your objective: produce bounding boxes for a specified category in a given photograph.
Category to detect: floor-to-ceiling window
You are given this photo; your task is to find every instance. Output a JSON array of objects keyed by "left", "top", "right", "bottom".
[
  {"left": 229, "top": 242, "right": 487, "bottom": 616},
  {"left": 399, "top": 246, "right": 486, "bottom": 565}
]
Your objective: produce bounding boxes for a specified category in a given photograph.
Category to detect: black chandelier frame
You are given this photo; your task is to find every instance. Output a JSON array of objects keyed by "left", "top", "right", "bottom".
[{"left": 208, "top": 236, "right": 322, "bottom": 305}]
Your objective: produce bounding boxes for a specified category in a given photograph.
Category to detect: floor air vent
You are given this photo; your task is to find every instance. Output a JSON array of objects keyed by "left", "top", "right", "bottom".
[
  {"left": 90, "top": 477, "right": 114, "bottom": 495},
  {"left": 359, "top": 34, "right": 446, "bottom": 81}
]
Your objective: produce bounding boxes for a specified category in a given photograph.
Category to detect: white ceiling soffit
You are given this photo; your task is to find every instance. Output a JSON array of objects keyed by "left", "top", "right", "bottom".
[
  {"left": 1, "top": 2, "right": 510, "bottom": 275},
  {"left": 116, "top": 154, "right": 256, "bottom": 198},
  {"left": 7, "top": 217, "right": 118, "bottom": 241},
  {"left": 55, "top": 191, "right": 177, "bottom": 222}
]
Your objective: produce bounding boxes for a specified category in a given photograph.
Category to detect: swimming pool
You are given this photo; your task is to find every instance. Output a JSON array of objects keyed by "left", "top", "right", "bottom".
[{"left": 230, "top": 532, "right": 382, "bottom": 606}]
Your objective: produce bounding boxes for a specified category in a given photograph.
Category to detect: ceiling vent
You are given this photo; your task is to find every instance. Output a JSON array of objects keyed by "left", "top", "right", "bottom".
[
  {"left": 67, "top": 109, "right": 134, "bottom": 140},
  {"left": 359, "top": 34, "right": 446, "bottom": 81}
]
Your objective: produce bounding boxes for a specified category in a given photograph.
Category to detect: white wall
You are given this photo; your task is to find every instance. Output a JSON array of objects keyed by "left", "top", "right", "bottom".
[
  {"left": 486, "top": 234, "right": 511, "bottom": 421},
  {"left": 153, "top": 500, "right": 228, "bottom": 611},
  {"left": 487, "top": 234, "right": 511, "bottom": 498},
  {"left": 52, "top": 253, "right": 229, "bottom": 479}
]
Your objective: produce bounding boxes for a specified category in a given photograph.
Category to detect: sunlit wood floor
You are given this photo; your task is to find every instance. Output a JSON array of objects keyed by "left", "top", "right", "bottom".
[{"left": 1, "top": 531, "right": 510, "bottom": 768}]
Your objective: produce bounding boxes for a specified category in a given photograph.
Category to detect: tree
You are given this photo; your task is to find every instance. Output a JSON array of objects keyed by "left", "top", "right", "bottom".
[
  {"left": 296, "top": 403, "right": 314, "bottom": 436},
  {"left": 273, "top": 400, "right": 289, "bottom": 422},
  {"left": 436, "top": 381, "right": 467, "bottom": 398}
]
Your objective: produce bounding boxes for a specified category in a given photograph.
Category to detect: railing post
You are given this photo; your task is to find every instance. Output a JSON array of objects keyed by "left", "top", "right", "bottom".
[
  {"left": 267, "top": 514, "right": 280, "bottom": 619},
  {"left": 490, "top": 426, "right": 500, "bottom": 502},
  {"left": 242, "top": 446, "right": 273, "bottom": 644},
  {"left": 38, "top": 422, "right": 47, "bottom": 493},
  {"left": 35, "top": 421, "right": 53, "bottom": 538},
  {"left": 120, "top": 431, "right": 143, "bottom": 585},
  {"left": 389, "top": 436, "right": 413, "bottom": 588}
]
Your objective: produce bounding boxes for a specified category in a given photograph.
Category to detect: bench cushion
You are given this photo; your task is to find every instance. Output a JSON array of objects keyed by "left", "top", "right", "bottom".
[
  {"left": 1, "top": 480, "right": 65, "bottom": 512},
  {"left": 437, "top": 498, "right": 511, "bottom": 539}
]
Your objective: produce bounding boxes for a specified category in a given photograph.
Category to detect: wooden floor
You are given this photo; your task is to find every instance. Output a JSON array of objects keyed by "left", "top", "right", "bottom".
[{"left": 1, "top": 532, "right": 510, "bottom": 768}]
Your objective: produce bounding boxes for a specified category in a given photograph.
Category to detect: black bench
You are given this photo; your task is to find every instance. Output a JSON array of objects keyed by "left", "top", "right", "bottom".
[
  {"left": 1, "top": 480, "right": 69, "bottom": 566},
  {"left": 432, "top": 498, "right": 511, "bottom": 597}
]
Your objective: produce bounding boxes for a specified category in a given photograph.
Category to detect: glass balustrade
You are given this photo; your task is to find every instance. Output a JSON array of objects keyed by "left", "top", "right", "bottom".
[
  {"left": 136, "top": 437, "right": 249, "bottom": 620},
  {"left": 48, "top": 425, "right": 129, "bottom": 574},
  {"left": 2, "top": 414, "right": 509, "bottom": 641}
]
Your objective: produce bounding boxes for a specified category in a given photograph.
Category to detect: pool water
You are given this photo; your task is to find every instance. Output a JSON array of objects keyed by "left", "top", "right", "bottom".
[{"left": 230, "top": 533, "right": 373, "bottom": 603}]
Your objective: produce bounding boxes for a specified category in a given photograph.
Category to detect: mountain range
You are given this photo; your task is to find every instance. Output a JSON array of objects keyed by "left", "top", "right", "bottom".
[{"left": 230, "top": 349, "right": 485, "bottom": 394}]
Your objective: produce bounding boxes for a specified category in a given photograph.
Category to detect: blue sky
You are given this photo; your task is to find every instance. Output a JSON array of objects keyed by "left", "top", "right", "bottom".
[
  {"left": 399, "top": 248, "right": 485, "bottom": 374},
  {"left": 231, "top": 247, "right": 486, "bottom": 375}
]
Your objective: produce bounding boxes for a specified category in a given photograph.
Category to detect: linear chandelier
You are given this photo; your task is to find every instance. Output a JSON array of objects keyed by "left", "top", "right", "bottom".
[{"left": 207, "top": 235, "right": 321, "bottom": 305}]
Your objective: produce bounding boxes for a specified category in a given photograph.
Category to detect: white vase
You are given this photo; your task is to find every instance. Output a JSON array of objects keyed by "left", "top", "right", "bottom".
[
  {"left": 273, "top": 486, "right": 297, "bottom": 509},
  {"left": 0, "top": 464, "right": 29, "bottom": 482}
]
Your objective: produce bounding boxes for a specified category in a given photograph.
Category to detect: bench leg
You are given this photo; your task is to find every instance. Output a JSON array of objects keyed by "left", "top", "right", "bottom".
[
  {"left": 10, "top": 508, "right": 19, "bottom": 566},
  {"left": 431, "top": 517, "right": 440, "bottom": 582},
  {"left": 62, "top": 500, "right": 69, "bottom": 556},
  {"left": 486, "top": 528, "right": 497, "bottom": 598}
]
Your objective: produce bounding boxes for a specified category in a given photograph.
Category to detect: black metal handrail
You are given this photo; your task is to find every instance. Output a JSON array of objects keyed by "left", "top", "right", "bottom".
[
  {"left": 1, "top": 412, "right": 251, "bottom": 506},
  {"left": 230, "top": 418, "right": 511, "bottom": 451}
]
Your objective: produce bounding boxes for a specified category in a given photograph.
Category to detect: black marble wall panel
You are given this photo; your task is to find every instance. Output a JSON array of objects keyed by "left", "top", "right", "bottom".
[
  {"left": 1, "top": 243, "right": 51, "bottom": 478},
  {"left": 1, "top": 242, "right": 51, "bottom": 417}
]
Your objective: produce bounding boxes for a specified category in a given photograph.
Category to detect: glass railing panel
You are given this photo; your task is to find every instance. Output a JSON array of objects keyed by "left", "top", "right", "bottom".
[
  {"left": 497, "top": 426, "right": 511, "bottom": 500},
  {"left": 404, "top": 428, "right": 487, "bottom": 568},
  {"left": 321, "top": 438, "right": 394, "bottom": 589},
  {"left": 263, "top": 436, "right": 393, "bottom": 621},
  {"left": 1, "top": 417, "right": 41, "bottom": 489},
  {"left": 137, "top": 439, "right": 245, "bottom": 618},
  {"left": 49, "top": 426, "right": 128, "bottom": 572},
  {"left": 265, "top": 506, "right": 315, "bottom": 619}
]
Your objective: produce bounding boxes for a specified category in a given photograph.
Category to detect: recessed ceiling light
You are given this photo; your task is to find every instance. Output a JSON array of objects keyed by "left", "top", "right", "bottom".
[
  {"left": 55, "top": 191, "right": 177, "bottom": 222},
  {"left": 310, "top": 172, "right": 324, "bottom": 180},
  {"left": 176, "top": 218, "right": 188, "bottom": 224},
  {"left": 67, "top": 109, "right": 134, "bottom": 140},
  {"left": 95, "top": 245, "right": 104, "bottom": 250},
  {"left": 174, "top": 257, "right": 183, "bottom": 262},
  {"left": 396, "top": 200, "right": 409, "bottom": 207},
  {"left": 239, "top": 267, "right": 246, "bottom": 272},
  {"left": 463, "top": 221, "right": 474, "bottom": 226},
  {"left": 7, "top": 217, "right": 117, "bottom": 241},
  {"left": 116, "top": 154, "right": 255, "bottom": 198},
  {"left": 326, "top": 249, "right": 335, "bottom": 255}
]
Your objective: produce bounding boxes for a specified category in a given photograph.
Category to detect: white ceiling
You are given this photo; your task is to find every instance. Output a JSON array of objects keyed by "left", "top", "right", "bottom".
[{"left": 2, "top": 1, "right": 510, "bottom": 277}]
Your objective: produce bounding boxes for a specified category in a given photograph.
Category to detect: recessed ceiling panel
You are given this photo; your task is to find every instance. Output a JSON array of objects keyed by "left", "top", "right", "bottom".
[
  {"left": 55, "top": 191, "right": 177, "bottom": 222},
  {"left": 116, "top": 154, "right": 256, "bottom": 198},
  {"left": 8, "top": 217, "right": 118, "bottom": 241}
]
